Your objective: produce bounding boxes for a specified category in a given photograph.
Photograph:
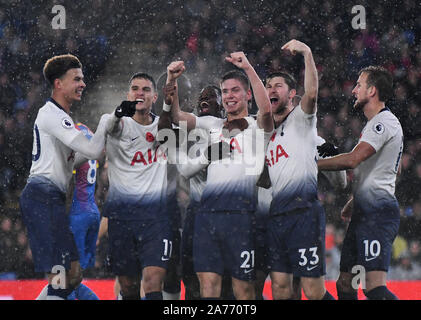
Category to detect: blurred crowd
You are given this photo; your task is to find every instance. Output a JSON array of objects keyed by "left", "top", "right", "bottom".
[{"left": 0, "top": 0, "right": 420, "bottom": 281}]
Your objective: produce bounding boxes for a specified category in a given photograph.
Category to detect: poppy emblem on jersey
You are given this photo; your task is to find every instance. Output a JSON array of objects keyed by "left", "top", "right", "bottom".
[
  {"left": 373, "top": 122, "right": 385, "bottom": 135},
  {"left": 62, "top": 118, "right": 73, "bottom": 129},
  {"left": 146, "top": 132, "right": 155, "bottom": 142}
]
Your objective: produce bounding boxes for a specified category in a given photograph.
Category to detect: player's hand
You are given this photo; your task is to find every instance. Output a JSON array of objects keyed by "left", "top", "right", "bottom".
[
  {"left": 167, "top": 61, "right": 185, "bottom": 82},
  {"left": 163, "top": 83, "right": 176, "bottom": 105},
  {"left": 225, "top": 52, "right": 251, "bottom": 71},
  {"left": 341, "top": 200, "right": 353, "bottom": 222},
  {"left": 115, "top": 100, "right": 137, "bottom": 118},
  {"left": 205, "top": 141, "right": 231, "bottom": 162},
  {"left": 317, "top": 142, "right": 339, "bottom": 158},
  {"left": 282, "top": 39, "right": 311, "bottom": 56}
]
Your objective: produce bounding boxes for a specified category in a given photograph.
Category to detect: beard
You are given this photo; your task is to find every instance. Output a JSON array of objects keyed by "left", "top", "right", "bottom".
[
  {"left": 272, "top": 97, "right": 289, "bottom": 114},
  {"left": 353, "top": 97, "right": 368, "bottom": 110}
]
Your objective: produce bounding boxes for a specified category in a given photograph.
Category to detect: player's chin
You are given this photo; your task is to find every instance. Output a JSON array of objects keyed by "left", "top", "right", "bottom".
[
  {"left": 136, "top": 106, "right": 151, "bottom": 114},
  {"left": 74, "top": 94, "right": 83, "bottom": 101}
]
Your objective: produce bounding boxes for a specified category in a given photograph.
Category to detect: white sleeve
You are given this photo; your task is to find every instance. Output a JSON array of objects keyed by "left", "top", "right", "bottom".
[
  {"left": 41, "top": 114, "right": 81, "bottom": 146},
  {"left": 359, "top": 118, "right": 393, "bottom": 152},
  {"left": 67, "top": 114, "right": 112, "bottom": 160}
]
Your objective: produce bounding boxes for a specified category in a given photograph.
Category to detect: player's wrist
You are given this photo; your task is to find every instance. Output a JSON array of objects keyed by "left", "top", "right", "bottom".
[{"left": 163, "top": 102, "right": 172, "bottom": 112}]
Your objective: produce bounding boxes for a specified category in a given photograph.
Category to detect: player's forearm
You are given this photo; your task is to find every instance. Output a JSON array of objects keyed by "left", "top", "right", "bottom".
[
  {"left": 303, "top": 50, "right": 318, "bottom": 100},
  {"left": 244, "top": 67, "right": 273, "bottom": 132},
  {"left": 69, "top": 115, "right": 109, "bottom": 160},
  {"left": 318, "top": 153, "right": 358, "bottom": 171}
]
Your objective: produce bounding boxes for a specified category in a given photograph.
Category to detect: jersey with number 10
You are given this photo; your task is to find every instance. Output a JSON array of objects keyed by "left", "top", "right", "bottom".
[
  {"left": 30, "top": 98, "right": 81, "bottom": 192},
  {"left": 354, "top": 108, "right": 403, "bottom": 207}
]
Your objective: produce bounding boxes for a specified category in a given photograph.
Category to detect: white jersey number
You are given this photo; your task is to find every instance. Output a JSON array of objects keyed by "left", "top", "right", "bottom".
[
  {"left": 240, "top": 250, "right": 255, "bottom": 269},
  {"left": 86, "top": 160, "right": 97, "bottom": 184},
  {"left": 298, "top": 247, "right": 319, "bottom": 267},
  {"left": 32, "top": 125, "right": 41, "bottom": 161}
]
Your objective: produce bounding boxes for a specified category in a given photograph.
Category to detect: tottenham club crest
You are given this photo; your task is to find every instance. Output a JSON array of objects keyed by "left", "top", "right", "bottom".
[
  {"left": 62, "top": 118, "right": 73, "bottom": 129},
  {"left": 373, "top": 122, "right": 385, "bottom": 135}
]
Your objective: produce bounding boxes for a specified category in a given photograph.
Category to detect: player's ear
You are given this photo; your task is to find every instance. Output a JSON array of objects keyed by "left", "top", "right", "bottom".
[
  {"left": 368, "top": 85, "right": 376, "bottom": 98},
  {"left": 289, "top": 89, "right": 297, "bottom": 100},
  {"left": 53, "top": 78, "right": 61, "bottom": 90},
  {"left": 152, "top": 92, "right": 158, "bottom": 104},
  {"left": 246, "top": 89, "right": 252, "bottom": 101}
]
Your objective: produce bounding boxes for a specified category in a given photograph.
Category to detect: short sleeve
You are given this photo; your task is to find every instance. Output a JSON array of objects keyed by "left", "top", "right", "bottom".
[
  {"left": 292, "top": 103, "right": 317, "bottom": 127},
  {"left": 359, "top": 118, "right": 393, "bottom": 152},
  {"left": 41, "top": 112, "right": 82, "bottom": 146}
]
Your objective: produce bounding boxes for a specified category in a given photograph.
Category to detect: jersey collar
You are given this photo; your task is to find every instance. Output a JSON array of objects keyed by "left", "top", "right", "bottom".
[{"left": 48, "top": 97, "right": 67, "bottom": 113}]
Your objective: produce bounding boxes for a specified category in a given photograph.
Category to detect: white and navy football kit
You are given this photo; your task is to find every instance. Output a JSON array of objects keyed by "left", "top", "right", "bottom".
[
  {"left": 19, "top": 98, "right": 101, "bottom": 273},
  {"left": 192, "top": 115, "right": 270, "bottom": 281},
  {"left": 340, "top": 108, "right": 403, "bottom": 273},
  {"left": 69, "top": 123, "right": 100, "bottom": 270},
  {"left": 257, "top": 135, "right": 346, "bottom": 277},
  {"left": 102, "top": 114, "right": 171, "bottom": 275},
  {"left": 265, "top": 104, "right": 326, "bottom": 277}
]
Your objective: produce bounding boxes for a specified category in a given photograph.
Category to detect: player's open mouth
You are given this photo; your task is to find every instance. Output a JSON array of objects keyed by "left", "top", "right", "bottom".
[
  {"left": 199, "top": 101, "right": 209, "bottom": 113},
  {"left": 226, "top": 101, "right": 237, "bottom": 107},
  {"left": 136, "top": 99, "right": 145, "bottom": 103},
  {"left": 270, "top": 98, "right": 278, "bottom": 104}
]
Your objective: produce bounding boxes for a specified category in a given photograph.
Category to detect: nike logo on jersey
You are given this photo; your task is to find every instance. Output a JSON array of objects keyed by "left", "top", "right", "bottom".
[
  {"left": 131, "top": 136, "right": 139, "bottom": 141},
  {"left": 244, "top": 269, "right": 254, "bottom": 274}
]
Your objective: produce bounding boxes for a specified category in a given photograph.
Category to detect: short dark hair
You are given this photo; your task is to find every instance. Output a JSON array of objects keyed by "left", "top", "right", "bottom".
[
  {"left": 201, "top": 85, "right": 222, "bottom": 106},
  {"left": 266, "top": 71, "right": 297, "bottom": 90},
  {"left": 359, "top": 66, "right": 393, "bottom": 102},
  {"left": 220, "top": 70, "right": 250, "bottom": 91},
  {"left": 129, "top": 72, "right": 157, "bottom": 91},
  {"left": 43, "top": 54, "right": 82, "bottom": 86}
]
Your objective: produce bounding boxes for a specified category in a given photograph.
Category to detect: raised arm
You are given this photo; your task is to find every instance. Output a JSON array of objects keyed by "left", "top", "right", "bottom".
[
  {"left": 225, "top": 52, "right": 273, "bottom": 132},
  {"left": 282, "top": 40, "right": 318, "bottom": 114},
  {"left": 166, "top": 61, "right": 197, "bottom": 130}
]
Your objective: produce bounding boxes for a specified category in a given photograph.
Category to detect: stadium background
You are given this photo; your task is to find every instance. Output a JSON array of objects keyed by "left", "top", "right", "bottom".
[{"left": 0, "top": 0, "right": 420, "bottom": 299}]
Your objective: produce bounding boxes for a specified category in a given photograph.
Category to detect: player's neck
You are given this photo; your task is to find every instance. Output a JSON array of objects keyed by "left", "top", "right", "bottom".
[
  {"left": 51, "top": 92, "right": 71, "bottom": 114},
  {"left": 273, "top": 104, "right": 294, "bottom": 128},
  {"left": 227, "top": 109, "right": 248, "bottom": 121},
  {"left": 363, "top": 100, "right": 385, "bottom": 121},
  {"left": 132, "top": 111, "right": 152, "bottom": 125}
]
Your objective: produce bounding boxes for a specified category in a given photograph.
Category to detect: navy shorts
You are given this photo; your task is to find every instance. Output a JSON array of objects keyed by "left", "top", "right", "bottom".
[
  {"left": 266, "top": 200, "right": 326, "bottom": 278},
  {"left": 69, "top": 211, "right": 100, "bottom": 269},
  {"left": 107, "top": 217, "right": 172, "bottom": 276},
  {"left": 19, "top": 177, "right": 79, "bottom": 273},
  {"left": 193, "top": 211, "right": 256, "bottom": 281},
  {"left": 181, "top": 203, "right": 198, "bottom": 279},
  {"left": 340, "top": 198, "right": 400, "bottom": 273},
  {"left": 254, "top": 212, "right": 269, "bottom": 275}
]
